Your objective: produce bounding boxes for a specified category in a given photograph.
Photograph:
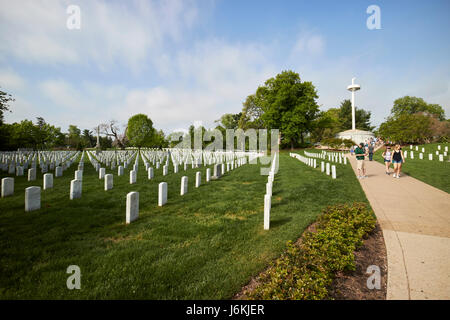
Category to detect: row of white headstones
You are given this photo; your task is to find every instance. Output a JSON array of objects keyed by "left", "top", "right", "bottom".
[
  {"left": 304, "top": 150, "right": 347, "bottom": 165},
  {"left": 405, "top": 145, "right": 448, "bottom": 161},
  {"left": 0, "top": 151, "right": 82, "bottom": 211},
  {"left": 290, "top": 152, "right": 343, "bottom": 179},
  {"left": 1, "top": 150, "right": 80, "bottom": 176},
  {"left": 1, "top": 149, "right": 263, "bottom": 225}
]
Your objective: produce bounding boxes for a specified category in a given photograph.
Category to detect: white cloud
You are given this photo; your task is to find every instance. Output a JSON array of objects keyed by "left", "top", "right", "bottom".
[
  {"left": 0, "top": 0, "right": 201, "bottom": 72},
  {"left": 0, "top": 69, "right": 26, "bottom": 91},
  {"left": 292, "top": 31, "right": 326, "bottom": 56}
]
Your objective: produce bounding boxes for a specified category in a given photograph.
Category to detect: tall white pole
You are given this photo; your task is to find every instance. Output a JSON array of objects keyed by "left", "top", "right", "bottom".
[{"left": 351, "top": 90, "right": 356, "bottom": 131}]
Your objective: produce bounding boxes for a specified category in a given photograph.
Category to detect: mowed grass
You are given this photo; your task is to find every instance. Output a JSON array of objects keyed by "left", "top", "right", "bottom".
[
  {"left": 374, "top": 143, "right": 450, "bottom": 193},
  {"left": 0, "top": 150, "right": 369, "bottom": 299}
]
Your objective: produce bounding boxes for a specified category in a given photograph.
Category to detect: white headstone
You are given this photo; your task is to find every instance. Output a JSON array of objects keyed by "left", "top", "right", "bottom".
[
  {"left": 158, "top": 182, "right": 167, "bottom": 206},
  {"left": 43, "top": 173, "right": 53, "bottom": 190},
  {"left": 16, "top": 166, "right": 24, "bottom": 176},
  {"left": 25, "top": 186, "right": 41, "bottom": 212},
  {"left": 99, "top": 168, "right": 105, "bottom": 179},
  {"left": 195, "top": 172, "right": 201, "bottom": 188},
  {"left": 419, "top": 153, "right": 423, "bottom": 160},
  {"left": 130, "top": 170, "right": 137, "bottom": 184},
  {"left": 118, "top": 166, "right": 124, "bottom": 176},
  {"left": 180, "top": 176, "right": 188, "bottom": 195},
  {"left": 264, "top": 194, "right": 271, "bottom": 230},
  {"left": 28, "top": 168, "right": 36, "bottom": 181},
  {"left": 439, "top": 154, "right": 444, "bottom": 162},
  {"left": 428, "top": 154, "right": 433, "bottom": 161},
  {"left": 70, "top": 179, "right": 82, "bottom": 199},
  {"left": 55, "top": 166, "right": 63, "bottom": 177},
  {"left": 75, "top": 170, "right": 83, "bottom": 181},
  {"left": 321, "top": 161, "right": 325, "bottom": 172},
  {"left": 1, "top": 177, "right": 14, "bottom": 197},
  {"left": 326, "top": 163, "right": 330, "bottom": 175},
  {"left": 206, "top": 168, "right": 211, "bottom": 182},
  {"left": 331, "top": 165, "right": 336, "bottom": 179},
  {"left": 163, "top": 165, "right": 168, "bottom": 176},
  {"left": 266, "top": 182, "right": 272, "bottom": 196},
  {"left": 126, "top": 191, "right": 139, "bottom": 224},
  {"left": 148, "top": 167, "right": 154, "bottom": 180},
  {"left": 105, "top": 174, "right": 113, "bottom": 190}
]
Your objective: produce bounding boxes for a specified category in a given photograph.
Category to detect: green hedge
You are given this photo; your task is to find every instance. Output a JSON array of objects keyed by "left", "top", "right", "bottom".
[{"left": 246, "top": 203, "right": 376, "bottom": 300}]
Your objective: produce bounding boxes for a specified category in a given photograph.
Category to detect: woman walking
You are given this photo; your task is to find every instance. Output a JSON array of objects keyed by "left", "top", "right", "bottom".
[
  {"left": 392, "top": 144, "right": 405, "bottom": 178},
  {"left": 382, "top": 145, "right": 392, "bottom": 175}
]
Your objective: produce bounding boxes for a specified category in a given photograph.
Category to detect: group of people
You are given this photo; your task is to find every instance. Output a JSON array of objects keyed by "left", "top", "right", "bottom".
[{"left": 352, "top": 142, "right": 406, "bottom": 179}]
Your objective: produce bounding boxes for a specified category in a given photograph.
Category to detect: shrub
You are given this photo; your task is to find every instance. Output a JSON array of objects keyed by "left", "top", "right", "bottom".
[{"left": 246, "top": 202, "right": 376, "bottom": 300}]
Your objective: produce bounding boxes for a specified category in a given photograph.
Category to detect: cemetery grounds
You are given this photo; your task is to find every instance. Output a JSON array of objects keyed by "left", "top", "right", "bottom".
[{"left": 0, "top": 149, "right": 370, "bottom": 299}]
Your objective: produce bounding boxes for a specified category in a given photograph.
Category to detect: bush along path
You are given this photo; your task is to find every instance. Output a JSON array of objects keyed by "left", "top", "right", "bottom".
[{"left": 240, "top": 203, "right": 376, "bottom": 300}]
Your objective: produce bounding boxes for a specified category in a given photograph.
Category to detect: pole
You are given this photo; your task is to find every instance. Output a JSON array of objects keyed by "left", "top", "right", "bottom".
[{"left": 351, "top": 90, "right": 356, "bottom": 131}]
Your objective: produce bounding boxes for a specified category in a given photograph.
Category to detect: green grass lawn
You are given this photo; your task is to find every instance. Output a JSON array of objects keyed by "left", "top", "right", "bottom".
[
  {"left": 0, "top": 150, "right": 370, "bottom": 299},
  {"left": 374, "top": 143, "right": 450, "bottom": 193}
]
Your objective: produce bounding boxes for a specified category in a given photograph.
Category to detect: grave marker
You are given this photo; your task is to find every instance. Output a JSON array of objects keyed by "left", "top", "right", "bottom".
[{"left": 25, "top": 186, "right": 41, "bottom": 212}]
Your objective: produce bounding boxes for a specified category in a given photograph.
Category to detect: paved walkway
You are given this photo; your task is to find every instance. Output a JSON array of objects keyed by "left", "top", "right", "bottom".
[{"left": 348, "top": 155, "right": 450, "bottom": 300}]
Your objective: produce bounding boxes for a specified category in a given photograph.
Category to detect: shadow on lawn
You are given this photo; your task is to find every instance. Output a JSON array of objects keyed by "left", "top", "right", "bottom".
[{"left": 270, "top": 217, "right": 292, "bottom": 228}]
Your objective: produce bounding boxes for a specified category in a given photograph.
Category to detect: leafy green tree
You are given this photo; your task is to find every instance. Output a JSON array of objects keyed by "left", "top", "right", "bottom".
[
  {"left": 67, "top": 125, "right": 82, "bottom": 149},
  {"left": 82, "top": 129, "right": 95, "bottom": 148},
  {"left": 256, "top": 70, "right": 320, "bottom": 149},
  {"left": 153, "top": 129, "right": 169, "bottom": 149},
  {"left": 0, "top": 88, "right": 14, "bottom": 125},
  {"left": 239, "top": 94, "right": 264, "bottom": 129},
  {"left": 378, "top": 113, "right": 433, "bottom": 144},
  {"left": 215, "top": 113, "right": 242, "bottom": 129},
  {"left": 338, "top": 100, "right": 374, "bottom": 131},
  {"left": 126, "top": 114, "right": 155, "bottom": 148},
  {"left": 391, "top": 96, "right": 445, "bottom": 121}
]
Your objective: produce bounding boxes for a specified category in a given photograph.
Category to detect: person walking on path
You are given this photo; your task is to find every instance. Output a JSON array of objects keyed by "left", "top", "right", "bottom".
[
  {"left": 392, "top": 144, "right": 405, "bottom": 179},
  {"left": 382, "top": 145, "right": 392, "bottom": 175},
  {"left": 368, "top": 144, "right": 375, "bottom": 161},
  {"left": 355, "top": 142, "right": 368, "bottom": 179}
]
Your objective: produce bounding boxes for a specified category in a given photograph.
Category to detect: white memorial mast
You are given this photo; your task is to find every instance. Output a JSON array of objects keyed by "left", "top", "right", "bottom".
[{"left": 335, "top": 77, "right": 374, "bottom": 144}]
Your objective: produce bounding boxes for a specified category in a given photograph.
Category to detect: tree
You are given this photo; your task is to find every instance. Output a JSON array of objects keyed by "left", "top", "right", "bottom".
[
  {"left": 378, "top": 113, "right": 433, "bottom": 144},
  {"left": 126, "top": 114, "right": 155, "bottom": 148},
  {"left": 82, "top": 129, "right": 95, "bottom": 148},
  {"left": 255, "top": 70, "right": 320, "bottom": 149},
  {"left": 338, "top": 100, "right": 374, "bottom": 131},
  {"left": 310, "top": 109, "right": 340, "bottom": 142},
  {"left": 215, "top": 113, "right": 242, "bottom": 129},
  {"left": 0, "top": 88, "right": 14, "bottom": 125},
  {"left": 154, "top": 129, "right": 169, "bottom": 149},
  {"left": 239, "top": 94, "right": 264, "bottom": 129},
  {"left": 100, "top": 120, "right": 128, "bottom": 149},
  {"left": 67, "top": 125, "right": 82, "bottom": 150},
  {"left": 391, "top": 96, "right": 445, "bottom": 121}
]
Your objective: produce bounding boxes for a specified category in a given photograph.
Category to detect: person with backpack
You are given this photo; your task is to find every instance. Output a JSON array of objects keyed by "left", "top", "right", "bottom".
[{"left": 355, "top": 142, "right": 368, "bottom": 179}]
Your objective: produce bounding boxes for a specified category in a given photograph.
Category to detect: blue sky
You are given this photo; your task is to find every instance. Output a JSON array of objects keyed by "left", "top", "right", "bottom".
[{"left": 0, "top": 0, "right": 449, "bottom": 134}]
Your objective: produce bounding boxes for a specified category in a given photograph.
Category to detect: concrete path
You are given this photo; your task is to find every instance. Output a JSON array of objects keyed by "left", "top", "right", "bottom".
[{"left": 348, "top": 155, "right": 450, "bottom": 300}]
